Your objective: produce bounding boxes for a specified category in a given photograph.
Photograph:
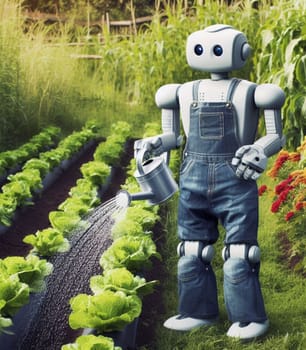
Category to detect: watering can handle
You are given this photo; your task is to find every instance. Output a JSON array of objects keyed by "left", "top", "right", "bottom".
[{"left": 136, "top": 147, "right": 150, "bottom": 175}]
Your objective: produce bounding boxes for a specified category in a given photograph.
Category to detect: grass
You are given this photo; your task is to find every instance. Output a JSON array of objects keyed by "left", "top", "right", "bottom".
[
  {"left": 1, "top": 0, "right": 305, "bottom": 149},
  {"left": 142, "top": 169, "right": 306, "bottom": 350}
]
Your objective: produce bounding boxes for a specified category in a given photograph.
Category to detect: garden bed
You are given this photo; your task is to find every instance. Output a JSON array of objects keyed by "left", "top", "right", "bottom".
[{"left": 0, "top": 138, "right": 166, "bottom": 349}]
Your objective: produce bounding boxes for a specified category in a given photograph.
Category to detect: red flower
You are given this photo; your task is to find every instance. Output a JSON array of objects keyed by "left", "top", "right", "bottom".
[
  {"left": 285, "top": 211, "right": 294, "bottom": 221},
  {"left": 271, "top": 199, "right": 281, "bottom": 213},
  {"left": 275, "top": 177, "right": 293, "bottom": 194},
  {"left": 258, "top": 185, "right": 268, "bottom": 196},
  {"left": 295, "top": 202, "right": 304, "bottom": 211}
]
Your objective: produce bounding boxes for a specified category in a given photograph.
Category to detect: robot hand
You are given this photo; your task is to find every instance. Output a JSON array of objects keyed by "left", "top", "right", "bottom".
[
  {"left": 134, "top": 137, "right": 164, "bottom": 159},
  {"left": 232, "top": 144, "right": 267, "bottom": 180}
]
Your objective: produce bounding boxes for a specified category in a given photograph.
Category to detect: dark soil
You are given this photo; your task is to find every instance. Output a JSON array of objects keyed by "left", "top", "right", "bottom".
[
  {"left": 0, "top": 139, "right": 164, "bottom": 350},
  {"left": 0, "top": 141, "right": 100, "bottom": 259}
]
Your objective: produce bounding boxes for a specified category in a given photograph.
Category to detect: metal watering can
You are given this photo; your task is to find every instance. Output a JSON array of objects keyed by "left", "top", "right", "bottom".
[{"left": 116, "top": 148, "right": 178, "bottom": 207}]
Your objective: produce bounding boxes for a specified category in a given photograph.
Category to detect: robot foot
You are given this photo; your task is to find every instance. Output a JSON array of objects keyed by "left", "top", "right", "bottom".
[
  {"left": 227, "top": 320, "right": 269, "bottom": 341},
  {"left": 163, "top": 314, "right": 218, "bottom": 331}
]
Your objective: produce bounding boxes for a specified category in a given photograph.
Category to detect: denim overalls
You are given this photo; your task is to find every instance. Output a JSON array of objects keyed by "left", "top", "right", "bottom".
[{"left": 177, "top": 79, "right": 267, "bottom": 323}]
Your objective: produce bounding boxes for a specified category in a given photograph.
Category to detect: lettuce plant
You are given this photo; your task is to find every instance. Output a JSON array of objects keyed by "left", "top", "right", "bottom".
[
  {"left": 48, "top": 210, "right": 87, "bottom": 236},
  {"left": 22, "top": 158, "right": 50, "bottom": 177},
  {"left": 99, "top": 235, "right": 161, "bottom": 272},
  {"left": 58, "top": 197, "right": 92, "bottom": 217},
  {"left": 7, "top": 168, "right": 42, "bottom": 194},
  {"left": 68, "top": 291, "right": 142, "bottom": 333},
  {"left": 23, "top": 228, "right": 70, "bottom": 257},
  {"left": 1, "top": 255, "right": 53, "bottom": 292},
  {"left": 80, "top": 161, "right": 110, "bottom": 186},
  {"left": 123, "top": 206, "right": 159, "bottom": 231},
  {"left": 69, "top": 178, "right": 100, "bottom": 207},
  {"left": 0, "top": 273, "right": 29, "bottom": 317},
  {"left": 0, "top": 300, "right": 13, "bottom": 334},
  {"left": 0, "top": 194, "right": 17, "bottom": 226},
  {"left": 93, "top": 140, "right": 123, "bottom": 166},
  {"left": 90, "top": 268, "right": 157, "bottom": 298},
  {"left": 62, "top": 334, "right": 122, "bottom": 350}
]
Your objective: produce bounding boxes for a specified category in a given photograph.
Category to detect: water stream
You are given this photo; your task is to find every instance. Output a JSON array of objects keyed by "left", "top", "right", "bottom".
[{"left": 0, "top": 196, "right": 129, "bottom": 350}]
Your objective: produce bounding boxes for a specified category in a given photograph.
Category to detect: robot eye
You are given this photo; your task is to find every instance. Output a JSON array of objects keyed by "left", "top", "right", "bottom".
[
  {"left": 194, "top": 44, "right": 204, "bottom": 56},
  {"left": 213, "top": 45, "right": 223, "bottom": 56}
]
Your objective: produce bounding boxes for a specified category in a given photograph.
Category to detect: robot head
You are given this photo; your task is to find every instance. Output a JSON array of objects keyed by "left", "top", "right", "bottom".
[{"left": 186, "top": 24, "right": 251, "bottom": 73}]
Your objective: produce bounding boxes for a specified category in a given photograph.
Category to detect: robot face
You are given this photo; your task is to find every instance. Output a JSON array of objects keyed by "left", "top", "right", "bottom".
[{"left": 186, "top": 24, "right": 251, "bottom": 73}]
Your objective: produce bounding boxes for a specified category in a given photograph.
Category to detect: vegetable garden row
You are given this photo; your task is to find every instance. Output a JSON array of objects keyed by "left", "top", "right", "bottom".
[
  {"left": 0, "top": 119, "right": 304, "bottom": 349},
  {"left": 0, "top": 121, "right": 172, "bottom": 350}
]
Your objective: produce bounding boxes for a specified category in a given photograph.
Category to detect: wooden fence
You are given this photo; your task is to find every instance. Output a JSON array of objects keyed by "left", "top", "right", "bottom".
[{"left": 23, "top": 10, "right": 153, "bottom": 36}]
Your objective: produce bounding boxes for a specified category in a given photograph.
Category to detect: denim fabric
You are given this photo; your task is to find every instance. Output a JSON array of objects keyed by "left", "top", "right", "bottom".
[
  {"left": 223, "top": 258, "right": 267, "bottom": 323},
  {"left": 178, "top": 255, "right": 219, "bottom": 318},
  {"left": 176, "top": 79, "right": 267, "bottom": 322}
]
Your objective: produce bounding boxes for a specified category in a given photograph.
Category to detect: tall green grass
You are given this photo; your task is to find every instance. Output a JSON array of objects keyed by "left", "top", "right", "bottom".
[{"left": 0, "top": 0, "right": 305, "bottom": 149}]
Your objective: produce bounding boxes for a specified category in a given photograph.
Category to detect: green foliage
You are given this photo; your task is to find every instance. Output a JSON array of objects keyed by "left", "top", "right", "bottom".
[
  {"left": 68, "top": 291, "right": 142, "bottom": 333},
  {"left": 62, "top": 334, "right": 122, "bottom": 350},
  {"left": 1, "top": 255, "right": 53, "bottom": 292},
  {"left": 80, "top": 160, "right": 110, "bottom": 186},
  {"left": 90, "top": 268, "right": 157, "bottom": 297},
  {"left": 23, "top": 228, "right": 70, "bottom": 256},
  {"left": 100, "top": 235, "right": 161, "bottom": 272},
  {"left": 0, "top": 272, "right": 29, "bottom": 317},
  {"left": 49, "top": 210, "right": 86, "bottom": 236}
]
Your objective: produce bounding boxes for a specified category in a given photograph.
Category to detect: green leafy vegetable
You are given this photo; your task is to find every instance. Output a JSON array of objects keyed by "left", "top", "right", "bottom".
[
  {"left": 99, "top": 235, "right": 161, "bottom": 272},
  {"left": 90, "top": 268, "right": 157, "bottom": 297},
  {"left": 61, "top": 334, "right": 122, "bottom": 350},
  {"left": 23, "top": 158, "right": 50, "bottom": 177},
  {"left": 0, "top": 300, "right": 13, "bottom": 334},
  {"left": 2, "top": 255, "right": 53, "bottom": 292},
  {"left": 49, "top": 210, "right": 87, "bottom": 236},
  {"left": 111, "top": 219, "right": 144, "bottom": 239},
  {"left": 80, "top": 161, "right": 110, "bottom": 186},
  {"left": 68, "top": 291, "right": 142, "bottom": 333},
  {"left": 0, "top": 273, "right": 29, "bottom": 317},
  {"left": 0, "top": 194, "right": 17, "bottom": 226},
  {"left": 23, "top": 228, "right": 70, "bottom": 256},
  {"left": 58, "top": 197, "right": 92, "bottom": 216}
]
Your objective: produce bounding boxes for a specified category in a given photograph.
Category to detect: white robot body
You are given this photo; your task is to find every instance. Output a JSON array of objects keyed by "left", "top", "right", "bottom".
[
  {"left": 155, "top": 79, "right": 285, "bottom": 160},
  {"left": 135, "top": 24, "right": 286, "bottom": 339}
]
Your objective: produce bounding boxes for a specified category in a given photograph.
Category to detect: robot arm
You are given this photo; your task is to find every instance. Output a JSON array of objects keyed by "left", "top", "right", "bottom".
[
  {"left": 134, "top": 84, "right": 182, "bottom": 163},
  {"left": 232, "top": 84, "right": 285, "bottom": 180}
]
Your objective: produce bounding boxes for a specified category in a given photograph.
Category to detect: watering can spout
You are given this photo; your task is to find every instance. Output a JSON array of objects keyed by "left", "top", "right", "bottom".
[{"left": 116, "top": 190, "right": 155, "bottom": 208}]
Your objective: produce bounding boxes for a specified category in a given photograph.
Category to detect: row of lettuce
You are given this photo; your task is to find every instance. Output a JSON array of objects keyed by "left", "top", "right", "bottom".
[
  {"left": 61, "top": 123, "right": 181, "bottom": 350},
  {"left": 0, "top": 127, "right": 61, "bottom": 181},
  {"left": 0, "top": 121, "right": 131, "bottom": 336},
  {"left": 0, "top": 122, "right": 98, "bottom": 229},
  {"left": 260, "top": 136, "right": 306, "bottom": 274}
]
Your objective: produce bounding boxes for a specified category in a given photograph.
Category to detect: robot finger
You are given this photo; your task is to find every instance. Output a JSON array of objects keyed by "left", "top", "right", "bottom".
[
  {"left": 243, "top": 167, "right": 255, "bottom": 180},
  {"left": 235, "top": 163, "right": 247, "bottom": 178},
  {"left": 231, "top": 156, "right": 240, "bottom": 167},
  {"left": 251, "top": 171, "right": 261, "bottom": 180},
  {"left": 234, "top": 145, "right": 251, "bottom": 159}
]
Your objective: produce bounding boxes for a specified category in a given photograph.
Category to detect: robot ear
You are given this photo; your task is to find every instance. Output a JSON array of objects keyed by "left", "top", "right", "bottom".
[{"left": 241, "top": 42, "right": 252, "bottom": 61}]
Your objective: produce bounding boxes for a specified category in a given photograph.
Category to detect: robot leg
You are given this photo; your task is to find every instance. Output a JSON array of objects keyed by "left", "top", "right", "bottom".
[
  {"left": 222, "top": 244, "right": 269, "bottom": 340},
  {"left": 164, "top": 240, "right": 219, "bottom": 331}
]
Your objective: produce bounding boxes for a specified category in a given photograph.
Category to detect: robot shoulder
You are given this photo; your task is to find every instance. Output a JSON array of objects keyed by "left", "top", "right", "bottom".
[
  {"left": 254, "top": 83, "right": 285, "bottom": 109},
  {"left": 155, "top": 83, "right": 181, "bottom": 109}
]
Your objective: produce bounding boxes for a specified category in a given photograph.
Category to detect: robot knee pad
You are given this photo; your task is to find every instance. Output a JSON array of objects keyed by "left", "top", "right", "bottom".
[
  {"left": 222, "top": 244, "right": 260, "bottom": 264},
  {"left": 177, "top": 240, "right": 215, "bottom": 263}
]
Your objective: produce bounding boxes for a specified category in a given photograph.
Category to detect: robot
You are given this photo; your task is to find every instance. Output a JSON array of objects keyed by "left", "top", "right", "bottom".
[{"left": 135, "top": 24, "right": 285, "bottom": 340}]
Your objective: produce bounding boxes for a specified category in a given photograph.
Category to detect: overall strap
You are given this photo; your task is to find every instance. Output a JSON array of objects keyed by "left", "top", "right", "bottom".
[
  {"left": 192, "top": 80, "right": 201, "bottom": 101},
  {"left": 226, "top": 78, "right": 241, "bottom": 102}
]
